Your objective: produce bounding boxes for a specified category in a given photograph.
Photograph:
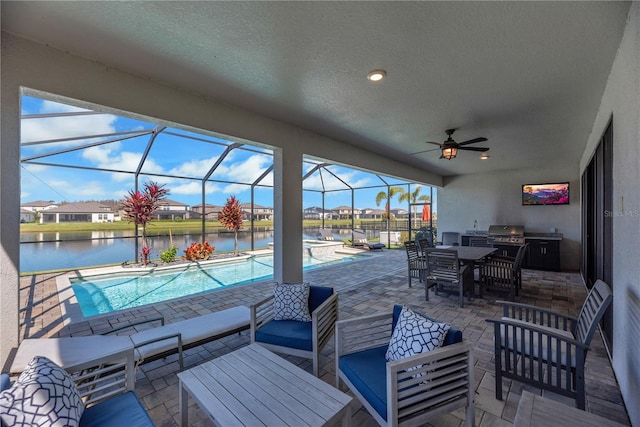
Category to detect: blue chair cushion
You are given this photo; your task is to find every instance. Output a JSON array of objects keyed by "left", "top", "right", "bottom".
[
  {"left": 79, "top": 391, "right": 154, "bottom": 427},
  {"left": 255, "top": 319, "right": 313, "bottom": 351},
  {"left": 339, "top": 345, "right": 388, "bottom": 421},
  {"left": 392, "top": 305, "right": 462, "bottom": 346},
  {"left": 0, "top": 374, "right": 10, "bottom": 392},
  {"left": 309, "top": 286, "right": 333, "bottom": 313}
]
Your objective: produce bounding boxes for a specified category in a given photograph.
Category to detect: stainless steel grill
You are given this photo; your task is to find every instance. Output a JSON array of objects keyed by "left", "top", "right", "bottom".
[{"left": 487, "top": 225, "right": 525, "bottom": 245}]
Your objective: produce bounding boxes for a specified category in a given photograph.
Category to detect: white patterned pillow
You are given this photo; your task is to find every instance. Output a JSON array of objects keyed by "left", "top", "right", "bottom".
[
  {"left": 385, "top": 306, "right": 451, "bottom": 362},
  {"left": 0, "top": 356, "right": 85, "bottom": 427},
  {"left": 273, "top": 283, "right": 312, "bottom": 322}
]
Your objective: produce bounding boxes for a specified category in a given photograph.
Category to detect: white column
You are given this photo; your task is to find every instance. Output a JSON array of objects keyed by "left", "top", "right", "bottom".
[
  {"left": 0, "top": 77, "right": 21, "bottom": 366},
  {"left": 273, "top": 147, "right": 303, "bottom": 283}
]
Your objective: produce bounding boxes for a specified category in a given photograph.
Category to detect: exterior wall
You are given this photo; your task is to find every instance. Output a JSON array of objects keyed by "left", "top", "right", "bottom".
[
  {"left": 579, "top": 3, "right": 640, "bottom": 425},
  {"left": 438, "top": 166, "right": 581, "bottom": 271}
]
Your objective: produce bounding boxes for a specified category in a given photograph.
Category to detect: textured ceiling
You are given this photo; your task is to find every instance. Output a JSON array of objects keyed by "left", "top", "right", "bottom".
[{"left": 1, "top": 1, "right": 631, "bottom": 177}]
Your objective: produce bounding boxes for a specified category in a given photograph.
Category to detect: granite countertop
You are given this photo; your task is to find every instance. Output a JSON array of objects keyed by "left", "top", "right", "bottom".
[{"left": 524, "top": 233, "right": 563, "bottom": 240}]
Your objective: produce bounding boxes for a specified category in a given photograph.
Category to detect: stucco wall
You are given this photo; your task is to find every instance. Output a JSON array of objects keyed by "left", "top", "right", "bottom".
[
  {"left": 580, "top": 3, "right": 640, "bottom": 425},
  {"left": 438, "top": 166, "right": 581, "bottom": 271}
]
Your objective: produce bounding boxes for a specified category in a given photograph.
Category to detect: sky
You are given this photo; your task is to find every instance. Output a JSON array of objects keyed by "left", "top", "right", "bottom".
[{"left": 20, "top": 95, "right": 436, "bottom": 211}]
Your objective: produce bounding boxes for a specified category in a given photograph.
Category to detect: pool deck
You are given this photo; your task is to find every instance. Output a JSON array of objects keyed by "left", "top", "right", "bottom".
[{"left": 12, "top": 248, "right": 631, "bottom": 426}]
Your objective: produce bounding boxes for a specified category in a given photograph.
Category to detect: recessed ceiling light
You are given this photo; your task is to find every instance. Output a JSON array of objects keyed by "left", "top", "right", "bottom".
[
  {"left": 367, "top": 70, "right": 386, "bottom": 82},
  {"left": 481, "top": 153, "right": 490, "bottom": 160}
]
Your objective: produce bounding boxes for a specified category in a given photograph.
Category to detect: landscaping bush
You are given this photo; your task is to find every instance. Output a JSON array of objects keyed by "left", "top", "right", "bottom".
[
  {"left": 184, "top": 241, "right": 215, "bottom": 261},
  {"left": 160, "top": 245, "right": 178, "bottom": 263}
]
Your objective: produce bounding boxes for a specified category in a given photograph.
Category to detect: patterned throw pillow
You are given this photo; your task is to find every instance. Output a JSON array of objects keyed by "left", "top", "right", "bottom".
[
  {"left": 273, "top": 282, "right": 312, "bottom": 322},
  {"left": 0, "top": 356, "right": 85, "bottom": 427},
  {"left": 385, "top": 306, "right": 451, "bottom": 362}
]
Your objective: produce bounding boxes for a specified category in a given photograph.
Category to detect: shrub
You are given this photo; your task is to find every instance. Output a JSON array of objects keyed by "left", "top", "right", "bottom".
[
  {"left": 160, "top": 245, "right": 178, "bottom": 263},
  {"left": 184, "top": 241, "right": 215, "bottom": 261}
]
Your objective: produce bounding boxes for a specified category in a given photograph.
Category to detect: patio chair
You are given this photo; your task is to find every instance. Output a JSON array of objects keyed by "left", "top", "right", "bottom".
[
  {"left": 351, "top": 229, "right": 385, "bottom": 251},
  {"left": 1, "top": 346, "right": 154, "bottom": 426},
  {"left": 424, "top": 248, "right": 473, "bottom": 307},
  {"left": 417, "top": 236, "right": 434, "bottom": 256},
  {"left": 404, "top": 241, "right": 427, "bottom": 288},
  {"left": 486, "top": 279, "right": 612, "bottom": 410},
  {"left": 335, "top": 304, "right": 475, "bottom": 426},
  {"left": 318, "top": 228, "right": 335, "bottom": 241},
  {"left": 439, "top": 231, "right": 460, "bottom": 246},
  {"left": 250, "top": 284, "right": 339, "bottom": 376},
  {"left": 479, "top": 255, "right": 519, "bottom": 300},
  {"left": 469, "top": 236, "right": 492, "bottom": 247},
  {"left": 490, "top": 243, "right": 529, "bottom": 291}
]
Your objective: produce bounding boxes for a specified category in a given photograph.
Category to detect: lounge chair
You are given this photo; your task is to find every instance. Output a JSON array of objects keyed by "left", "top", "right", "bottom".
[
  {"left": 351, "top": 230, "right": 385, "bottom": 251},
  {"left": 10, "top": 305, "right": 250, "bottom": 374},
  {"left": 317, "top": 228, "right": 336, "bottom": 240}
]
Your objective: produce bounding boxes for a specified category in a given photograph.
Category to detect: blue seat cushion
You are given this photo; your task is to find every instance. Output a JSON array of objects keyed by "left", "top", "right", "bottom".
[
  {"left": 339, "top": 345, "right": 388, "bottom": 421},
  {"left": 309, "top": 286, "right": 333, "bottom": 313},
  {"left": 79, "top": 391, "right": 154, "bottom": 427},
  {"left": 255, "top": 319, "right": 313, "bottom": 351},
  {"left": 392, "top": 305, "right": 462, "bottom": 346}
]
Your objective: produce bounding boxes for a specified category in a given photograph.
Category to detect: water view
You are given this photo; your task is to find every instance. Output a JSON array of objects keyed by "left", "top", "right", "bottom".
[
  {"left": 20, "top": 229, "right": 278, "bottom": 272},
  {"left": 19, "top": 228, "right": 359, "bottom": 272}
]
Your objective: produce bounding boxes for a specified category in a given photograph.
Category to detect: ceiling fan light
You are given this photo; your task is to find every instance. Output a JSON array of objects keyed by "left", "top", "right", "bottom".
[
  {"left": 442, "top": 147, "right": 457, "bottom": 160},
  {"left": 481, "top": 152, "right": 490, "bottom": 160}
]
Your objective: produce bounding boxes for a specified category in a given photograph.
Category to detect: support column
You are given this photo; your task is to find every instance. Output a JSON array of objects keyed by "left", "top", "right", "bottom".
[
  {"left": 273, "top": 147, "right": 303, "bottom": 283},
  {"left": 0, "top": 80, "right": 21, "bottom": 368}
]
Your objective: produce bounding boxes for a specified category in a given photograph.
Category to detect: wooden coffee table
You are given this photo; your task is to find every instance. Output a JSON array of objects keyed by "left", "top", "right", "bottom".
[{"left": 177, "top": 344, "right": 353, "bottom": 426}]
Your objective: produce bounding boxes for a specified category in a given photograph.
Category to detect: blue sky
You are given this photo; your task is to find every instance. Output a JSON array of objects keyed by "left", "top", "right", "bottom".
[{"left": 20, "top": 95, "right": 436, "bottom": 210}]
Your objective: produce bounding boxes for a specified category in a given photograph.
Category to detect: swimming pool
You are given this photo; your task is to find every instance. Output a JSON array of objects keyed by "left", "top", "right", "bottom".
[{"left": 70, "top": 252, "right": 362, "bottom": 317}]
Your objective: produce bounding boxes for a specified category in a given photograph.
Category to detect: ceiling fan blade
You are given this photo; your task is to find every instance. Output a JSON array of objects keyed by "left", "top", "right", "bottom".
[
  {"left": 459, "top": 146, "right": 490, "bottom": 152},
  {"left": 424, "top": 141, "right": 442, "bottom": 146},
  {"left": 412, "top": 147, "right": 440, "bottom": 155},
  {"left": 457, "top": 137, "right": 488, "bottom": 146}
]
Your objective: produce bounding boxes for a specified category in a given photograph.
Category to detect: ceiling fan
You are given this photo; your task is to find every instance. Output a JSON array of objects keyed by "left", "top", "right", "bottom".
[{"left": 413, "top": 129, "right": 489, "bottom": 160}]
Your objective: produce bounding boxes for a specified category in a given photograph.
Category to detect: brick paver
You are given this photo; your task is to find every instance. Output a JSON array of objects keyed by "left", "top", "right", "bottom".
[{"left": 13, "top": 249, "right": 631, "bottom": 426}]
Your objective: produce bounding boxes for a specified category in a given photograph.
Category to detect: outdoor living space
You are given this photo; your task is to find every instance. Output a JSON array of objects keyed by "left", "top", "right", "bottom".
[{"left": 15, "top": 250, "right": 630, "bottom": 427}]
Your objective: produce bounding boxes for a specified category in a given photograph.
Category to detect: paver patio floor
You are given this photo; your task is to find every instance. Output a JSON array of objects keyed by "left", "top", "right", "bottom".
[{"left": 14, "top": 249, "right": 631, "bottom": 426}]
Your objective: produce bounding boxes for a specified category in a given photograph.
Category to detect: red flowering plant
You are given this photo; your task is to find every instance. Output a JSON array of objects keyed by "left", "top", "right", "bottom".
[
  {"left": 218, "top": 195, "right": 243, "bottom": 255},
  {"left": 184, "top": 242, "right": 215, "bottom": 261},
  {"left": 121, "top": 181, "right": 169, "bottom": 265}
]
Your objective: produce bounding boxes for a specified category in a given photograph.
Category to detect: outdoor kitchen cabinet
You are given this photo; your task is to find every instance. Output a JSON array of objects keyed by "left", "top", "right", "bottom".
[{"left": 525, "top": 238, "right": 561, "bottom": 271}]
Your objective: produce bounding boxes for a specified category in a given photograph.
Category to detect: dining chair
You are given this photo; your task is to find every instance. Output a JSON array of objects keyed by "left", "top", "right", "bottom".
[
  {"left": 404, "top": 241, "right": 427, "bottom": 288},
  {"left": 440, "top": 232, "right": 460, "bottom": 246},
  {"left": 424, "top": 248, "right": 473, "bottom": 307}
]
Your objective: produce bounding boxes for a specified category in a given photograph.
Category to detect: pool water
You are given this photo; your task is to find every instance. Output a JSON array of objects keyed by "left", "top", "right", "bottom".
[{"left": 71, "top": 253, "right": 358, "bottom": 317}]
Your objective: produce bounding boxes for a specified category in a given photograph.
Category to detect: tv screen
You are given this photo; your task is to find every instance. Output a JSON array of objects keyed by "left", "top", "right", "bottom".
[{"left": 522, "top": 182, "right": 569, "bottom": 205}]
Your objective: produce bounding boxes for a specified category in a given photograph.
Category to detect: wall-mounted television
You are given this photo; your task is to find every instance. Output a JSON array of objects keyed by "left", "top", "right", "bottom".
[{"left": 522, "top": 182, "right": 569, "bottom": 205}]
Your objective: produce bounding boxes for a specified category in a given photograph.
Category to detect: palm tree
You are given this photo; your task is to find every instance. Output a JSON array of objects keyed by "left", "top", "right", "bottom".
[
  {"left": 398, "top": 186, "right": 430, "bottom": 227},
  {"left": 375, "top": 187, "right": 404, "bottom": 221}
]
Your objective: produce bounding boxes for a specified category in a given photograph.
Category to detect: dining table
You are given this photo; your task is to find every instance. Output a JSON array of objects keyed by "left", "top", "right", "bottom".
[{"left": 435, "top": 245, "right": 498, "bottom": 263}]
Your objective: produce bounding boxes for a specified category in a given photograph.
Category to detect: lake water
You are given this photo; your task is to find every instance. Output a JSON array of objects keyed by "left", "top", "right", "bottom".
[{"left": 19, "top": 227, "right": 358, "bottom": 272}]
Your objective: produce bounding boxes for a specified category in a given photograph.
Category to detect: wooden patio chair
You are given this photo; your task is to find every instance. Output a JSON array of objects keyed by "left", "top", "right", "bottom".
[
  {"left": 250, "top": 284, "right": 338, "bottom": 376},
  {"left": 336, "top": 305, "right": 475, "bottom": 427},
  {"left": 424, "top": 248, "right": 473, "bottom": 307},
  {"left": 404, "top": 241, "right": 426, "bottom": 288},
  {"left": 486, "top": 279, "right": 613, "bottom": 409}
]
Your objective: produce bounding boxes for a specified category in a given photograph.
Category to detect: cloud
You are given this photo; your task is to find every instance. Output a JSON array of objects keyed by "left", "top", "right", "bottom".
[
  {"left": 22, "top": 100, "right": 118, "bottom": 147},
  {"left": 167, "top": 156, "right": 220, "bottom": 178},
  {"left": 169, "top": 181, "right": 220, "bottom": 195}
]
